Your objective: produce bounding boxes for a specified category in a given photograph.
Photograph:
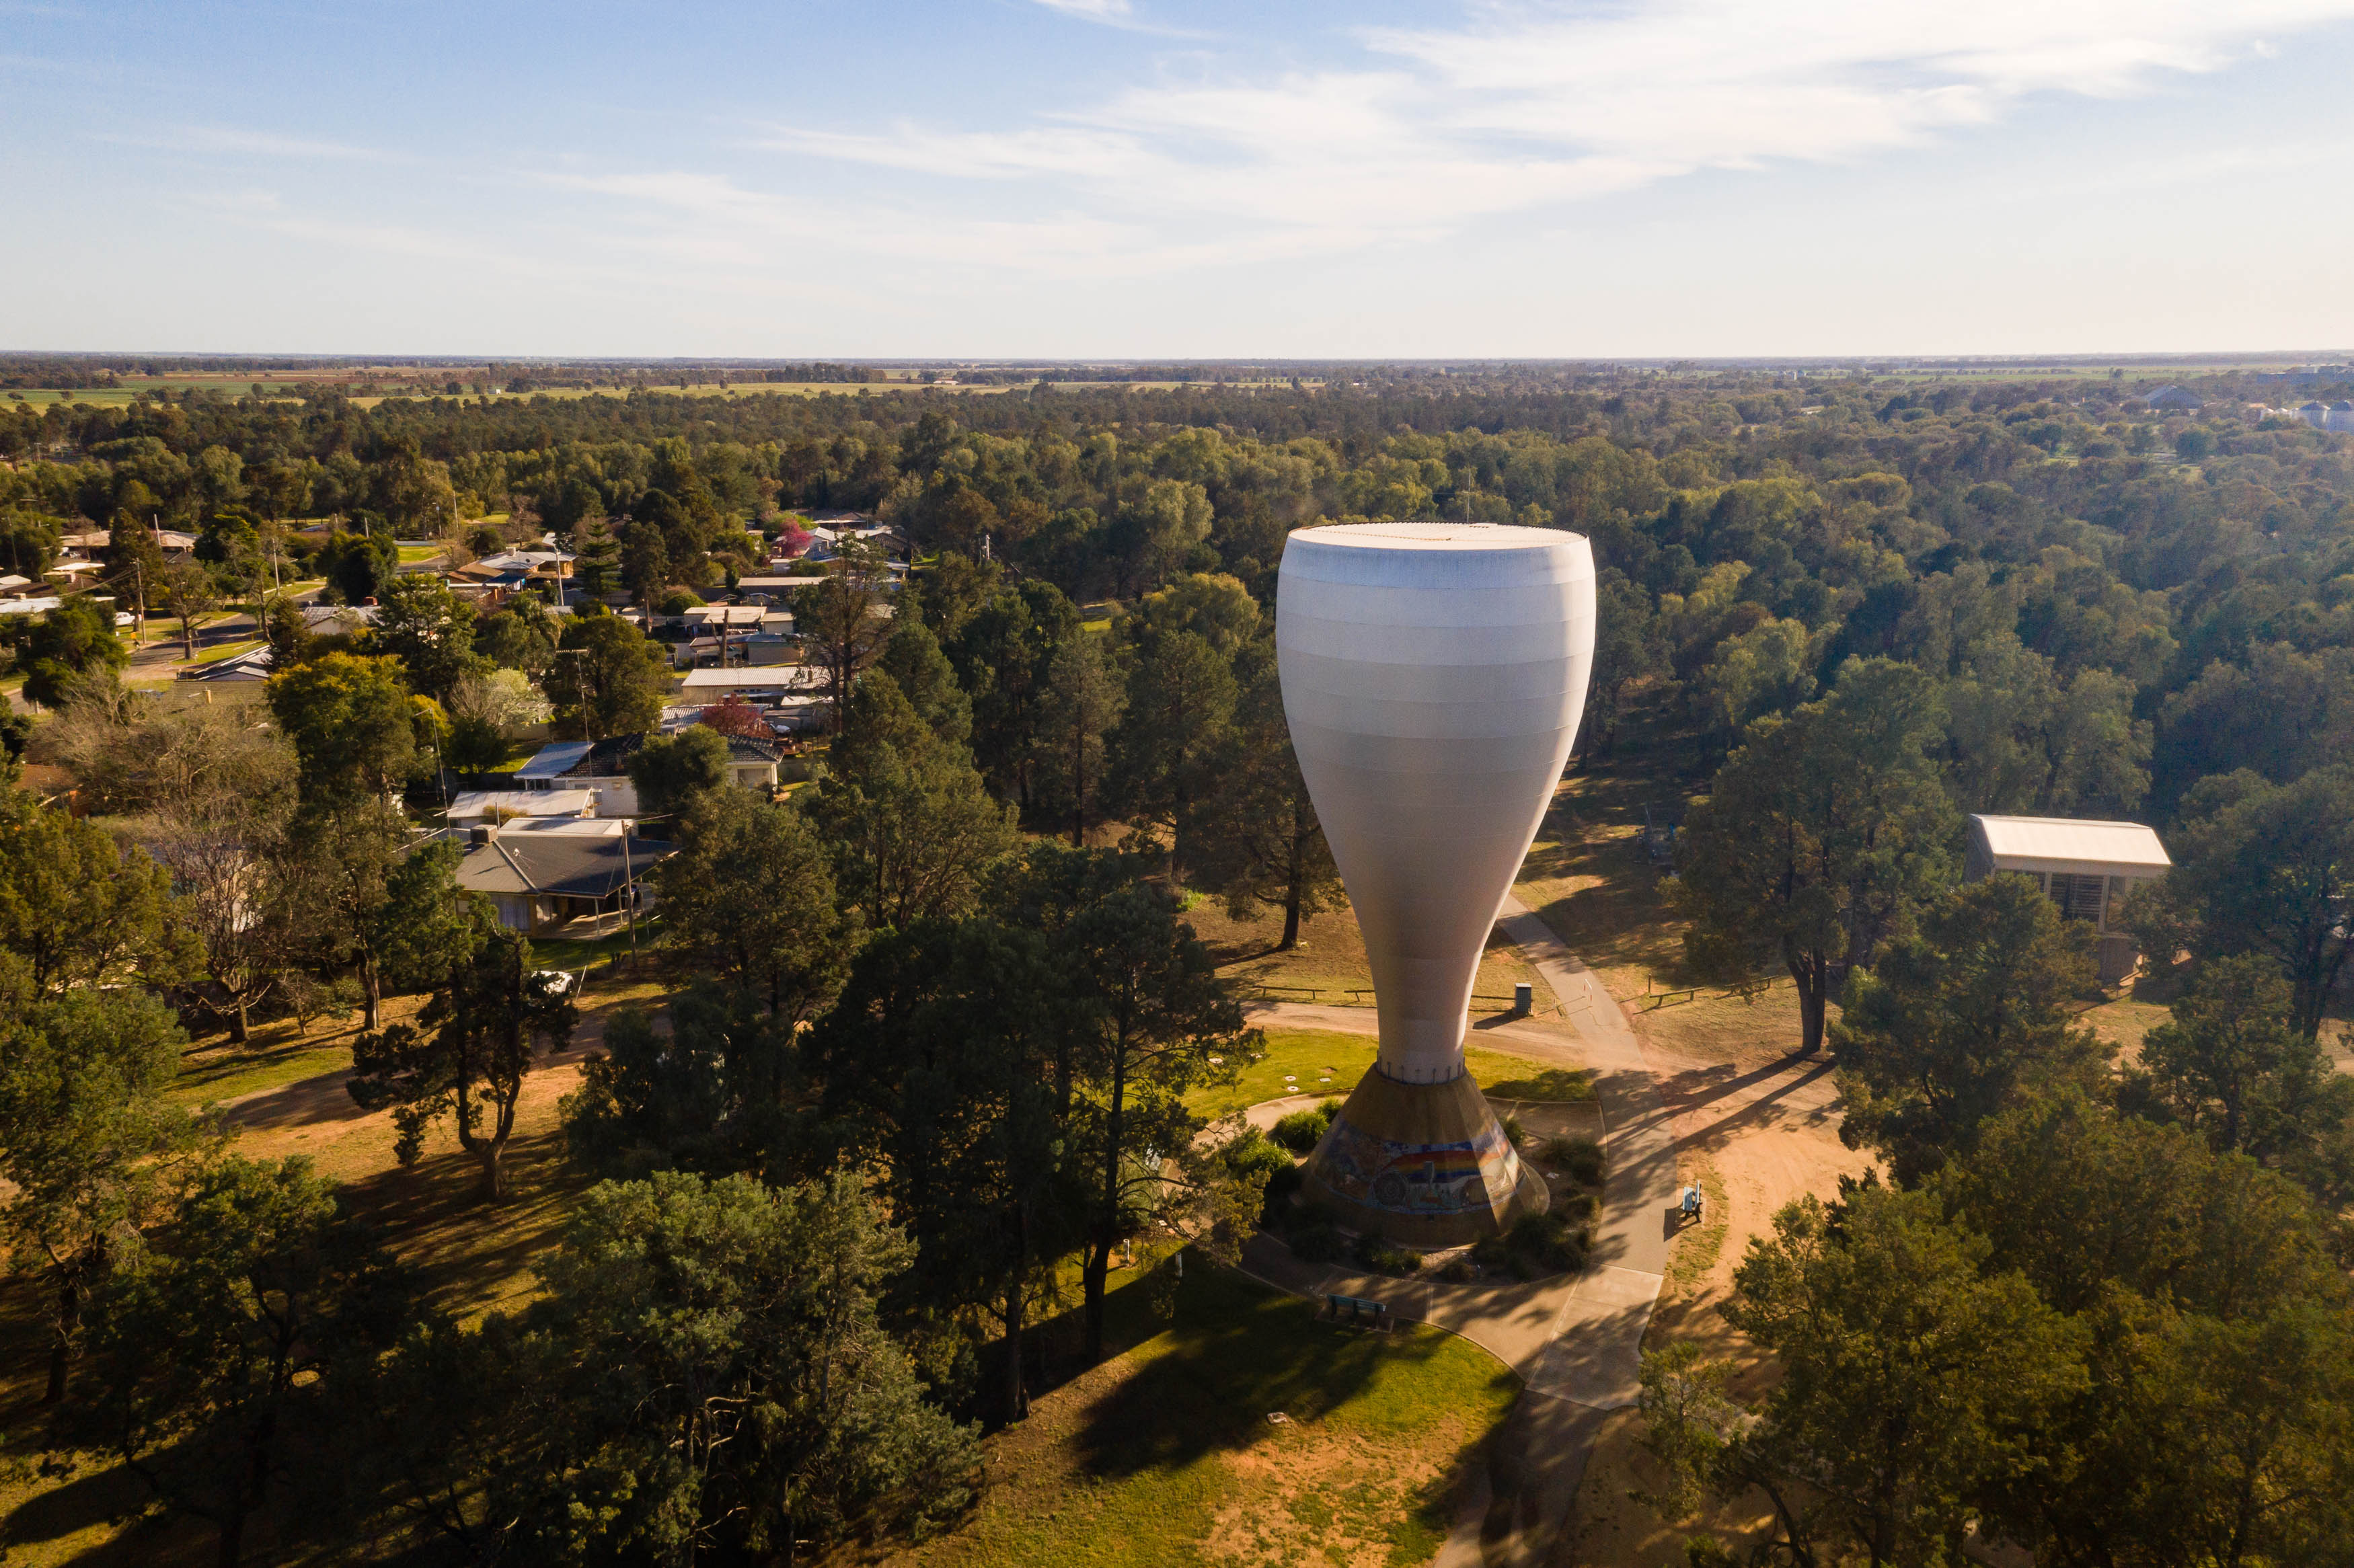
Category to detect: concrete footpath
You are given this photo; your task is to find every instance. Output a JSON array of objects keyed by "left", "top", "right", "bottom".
[{"left": 1237, "top": 894, "right": 1680, "bottom": 1567}]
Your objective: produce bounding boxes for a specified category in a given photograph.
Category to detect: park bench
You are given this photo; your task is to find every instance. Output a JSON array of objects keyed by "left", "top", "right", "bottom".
[{"left": 1324, "top": 1294, "right": 1390, "bottom": 1329}]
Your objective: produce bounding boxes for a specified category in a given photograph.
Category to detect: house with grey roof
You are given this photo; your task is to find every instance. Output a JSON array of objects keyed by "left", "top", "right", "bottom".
[{"left": 443, "top": 818, "right": 675, "bottom": 933}]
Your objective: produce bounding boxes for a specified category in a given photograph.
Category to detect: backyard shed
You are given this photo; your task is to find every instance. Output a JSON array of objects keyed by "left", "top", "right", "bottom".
[{"left": 1963, "top": 814, "right": 2171, "bottom": 983}]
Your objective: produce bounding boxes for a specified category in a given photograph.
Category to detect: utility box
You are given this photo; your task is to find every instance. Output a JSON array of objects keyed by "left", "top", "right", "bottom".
[{"left": 1513, "top": 981, "right": 1534, "bottom": 1015}]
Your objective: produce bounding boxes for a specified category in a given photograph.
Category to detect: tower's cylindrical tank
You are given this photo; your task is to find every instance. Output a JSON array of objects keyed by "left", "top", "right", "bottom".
[{"left": 1277, "top": 522, "right": 1595, "bottom": 1242}]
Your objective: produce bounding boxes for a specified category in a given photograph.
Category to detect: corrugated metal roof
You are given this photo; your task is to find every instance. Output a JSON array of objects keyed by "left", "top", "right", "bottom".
[
  {"left": 515, "top": 742, "right": 595, "bottom": 780},
  {"left": 448, "top": 789, "right": 596, "bottom": 820},
  {"left": 1971, "top": 815, "right": 2170, "bottom": 869},
  {"left": 680, "top": 666, "right": 825, "bottom": 691},
  {"left": 451, "top": 829, "right": 674, "bottom": 899}
]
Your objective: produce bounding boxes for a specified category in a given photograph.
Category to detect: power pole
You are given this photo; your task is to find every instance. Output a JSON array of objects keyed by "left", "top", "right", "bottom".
[{"left": 620, "top": 824, "right": 639, "bottom": 969}]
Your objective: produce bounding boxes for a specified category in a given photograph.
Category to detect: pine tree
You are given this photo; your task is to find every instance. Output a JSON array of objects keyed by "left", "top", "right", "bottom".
[{"left": 568, "top": 512, "right": 622, "bottom": 600}]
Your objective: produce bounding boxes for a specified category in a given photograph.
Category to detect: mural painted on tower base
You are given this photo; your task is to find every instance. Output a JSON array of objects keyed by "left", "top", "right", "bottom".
[{"left": 1310, "top": 1109, "right": 1524, "bottom": 1220}]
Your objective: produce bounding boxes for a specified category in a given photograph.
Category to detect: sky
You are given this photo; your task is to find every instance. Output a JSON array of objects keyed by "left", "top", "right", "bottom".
[{"left": 6, "top": 0, "right": 2354, "bottom": 359}]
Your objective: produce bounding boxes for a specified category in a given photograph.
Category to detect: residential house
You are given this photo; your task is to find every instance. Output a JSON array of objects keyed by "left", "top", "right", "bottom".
[
  {"left": 676, "top": 666, "right": 831, "bottom": 732},
  {"left": 449, "top": 549, "right": 575, "bottom": 606},
  {"left": 736, "top": 574, "right": 825, "bottom": 600},
  {"left": 677, "top": 603, "right": 797, "bottom": 668},
  {"left": 445, "top": 789, "right": 598, "bottom": 825},
  {"left": 514, "top": 731, "right": 786, "bottom": 816},
  {"left": 444, "top": 817, "right": 675, "bottom": 933},
  {"left": 175, "top": 604, "right": 379, "bottom": 683}
]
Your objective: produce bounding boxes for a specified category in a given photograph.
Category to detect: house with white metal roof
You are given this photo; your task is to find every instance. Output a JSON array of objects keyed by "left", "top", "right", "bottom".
[
  {"left": 513, "top": 732, "right": 786, "bottom": 816},
  {"left": 1964, "top": 814, "right": 2171, "bottom": 983},
  {"left": 446, "top": 789, "right": 597, "bottom": 824},
  {"left": 677, "top": 666, "right": 826, "bottom": 697}
]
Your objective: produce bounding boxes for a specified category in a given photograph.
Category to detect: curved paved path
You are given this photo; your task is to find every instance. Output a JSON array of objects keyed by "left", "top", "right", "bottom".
[{"left": 1239, "top": 894, "right": 1679, "bottom": 1568}]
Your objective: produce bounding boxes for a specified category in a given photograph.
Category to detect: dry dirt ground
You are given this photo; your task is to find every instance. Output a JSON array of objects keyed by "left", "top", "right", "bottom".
[
  {"left": 1188, "top": 896, "right": 1540, "bottom": 1016},
  {"left": 1548, "top": 1027, "right": 1875, "bottom": 1566}
]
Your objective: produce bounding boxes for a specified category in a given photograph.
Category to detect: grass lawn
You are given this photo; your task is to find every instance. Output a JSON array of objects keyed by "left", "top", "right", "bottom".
[
  {"left": 1661, "top": 1152, "right": 1730, "bottom": 1294},
  {"left": 178, "top": 635, "right": 266, "bottom": 667},
  {"left": 478, "top": 736, "right": 543, "bottom": 773},
  {"left": 171, "top": 1033, "right": 353, "bottom": 1105},
  {"left": 167, "top": 1005, "right": 410, "bottom": 1107},
  {"left": 899, "top": 1263, "right": 1515, "bottom": 1568},
  {"left": 531, "top": 919, "right": 659, "bottom": 972},
  {"left": 1192, "top": 1029, "right": 1583, "bottom": 1121},
  {"left": 2079, "top": 984, "right": 2172, "bottom": 1064}
]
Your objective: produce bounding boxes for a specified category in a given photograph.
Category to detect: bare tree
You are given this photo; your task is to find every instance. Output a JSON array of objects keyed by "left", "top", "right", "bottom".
[{"left": 152, "top": 812, "right": 307, "bottom": 1044}]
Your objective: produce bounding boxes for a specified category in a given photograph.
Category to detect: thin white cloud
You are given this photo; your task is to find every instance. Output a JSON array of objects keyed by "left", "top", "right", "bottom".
[
  {"left": 535, "top": 164, "right": 1293, "bottom": 280},
  {"left": 1023, "top": 0, "right": 1205, "bottom": 40},
  {"left": 106, "top": 124, "right": 404, "bottom": 161},
  {"left": 755, "top": 0, "right": 2354, "bottom": 269}
]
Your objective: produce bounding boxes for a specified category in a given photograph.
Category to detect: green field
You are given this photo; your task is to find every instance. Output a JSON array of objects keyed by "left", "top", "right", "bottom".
[{"left": 1192, "top": 1027, "right": 1581, "bottom": 1121}]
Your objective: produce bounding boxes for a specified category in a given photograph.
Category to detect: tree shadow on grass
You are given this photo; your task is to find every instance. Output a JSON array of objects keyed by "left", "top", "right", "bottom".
[
  {"left": 332, "top": 1130, "right": 592, "bottom": 1321},
  {"left": 3, "top": 1466, "right": 184, "bottom": 1565},
  {"left": 1067, "top": 1267, "right": 1505, "bottom": 1482},
  {"left": 1521, "top": 705, "right": 1709, "bottom": 987}
]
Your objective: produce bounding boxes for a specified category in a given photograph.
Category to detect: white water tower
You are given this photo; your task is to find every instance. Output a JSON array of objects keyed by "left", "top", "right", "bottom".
[{"left": 1277, "top": 522, "right": 1595, "bottom": 1243}]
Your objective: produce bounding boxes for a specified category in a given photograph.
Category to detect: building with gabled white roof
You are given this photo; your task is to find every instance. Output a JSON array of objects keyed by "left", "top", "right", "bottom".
[{"left": 1964, "top": 814, "right": 2170, "bottom": 983}]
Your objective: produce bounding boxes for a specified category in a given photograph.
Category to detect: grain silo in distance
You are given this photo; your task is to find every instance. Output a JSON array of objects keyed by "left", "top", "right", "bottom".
[{"left": 1276, "top": 522, "right": 1596, "bottom": 1245}]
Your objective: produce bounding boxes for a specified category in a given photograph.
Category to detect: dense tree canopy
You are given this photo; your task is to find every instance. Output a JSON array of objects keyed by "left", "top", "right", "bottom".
[
  {"left": 9, "top": 362, "right": 2354, "bottom": 1565},
  {"left": 1675, "top": 660, "right": 1957, "bottom": 1053}
]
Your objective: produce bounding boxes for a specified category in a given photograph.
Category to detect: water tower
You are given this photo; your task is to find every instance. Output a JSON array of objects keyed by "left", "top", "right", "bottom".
[{"left": 1277, "top": 522, "right": 1595, "bottom": 1245}]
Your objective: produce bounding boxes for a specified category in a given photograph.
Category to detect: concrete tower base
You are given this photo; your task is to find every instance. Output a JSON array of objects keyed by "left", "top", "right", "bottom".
[{"left": 1300, "top": 1064, "right": 1548, "bottom": 1247}]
